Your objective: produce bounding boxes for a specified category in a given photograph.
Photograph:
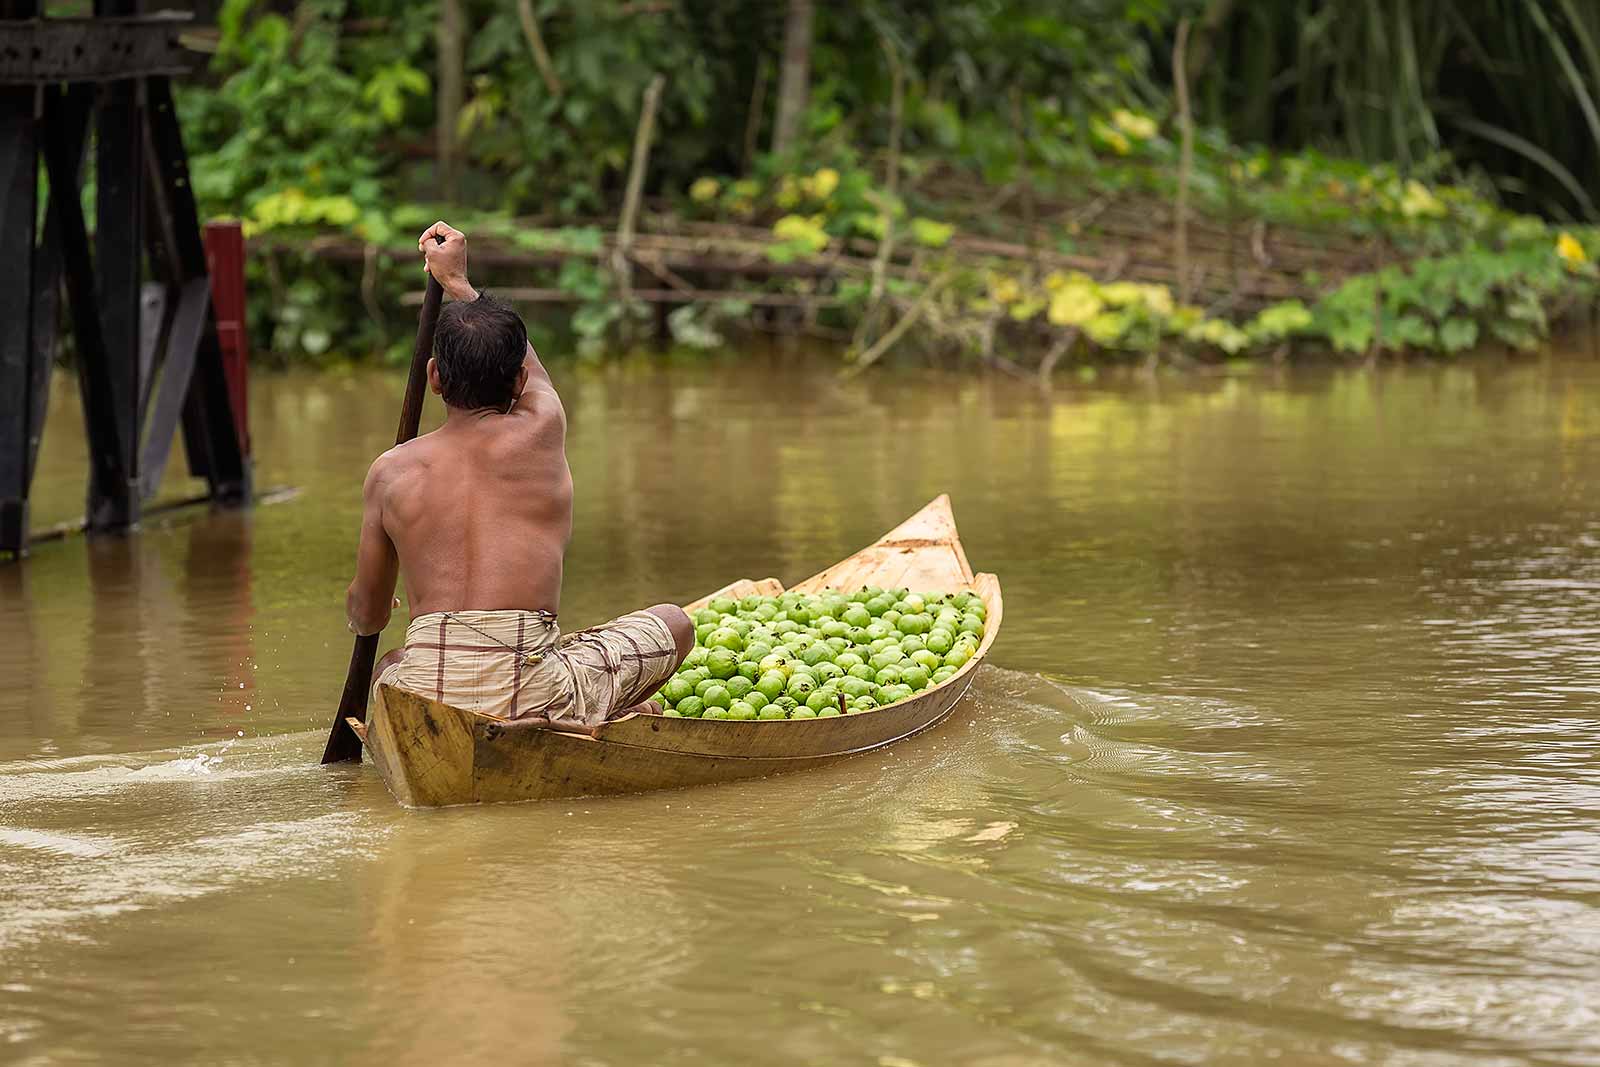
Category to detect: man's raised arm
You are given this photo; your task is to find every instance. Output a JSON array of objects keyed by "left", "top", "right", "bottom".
[{"left": 518, "top": 341, "right": 557, "bottom": 401}]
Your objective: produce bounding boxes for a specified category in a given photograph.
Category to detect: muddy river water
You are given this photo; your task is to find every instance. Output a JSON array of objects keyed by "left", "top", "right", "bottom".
[{"left": 3, "top": 347, "right": 1599, "bottom": 1065}]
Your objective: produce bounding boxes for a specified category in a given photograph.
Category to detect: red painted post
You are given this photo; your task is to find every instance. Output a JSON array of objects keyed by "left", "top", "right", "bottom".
[{"left": 202, "top": 221, "right": 250, "bottom": 458}]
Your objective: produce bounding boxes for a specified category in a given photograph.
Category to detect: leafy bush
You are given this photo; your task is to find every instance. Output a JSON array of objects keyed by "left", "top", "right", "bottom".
[
  {"left": 180, "top": 1, "right": 425, "bottom": 243},
  {"left": 171, "top": 1, "right": 1600, "bottom": 366}
]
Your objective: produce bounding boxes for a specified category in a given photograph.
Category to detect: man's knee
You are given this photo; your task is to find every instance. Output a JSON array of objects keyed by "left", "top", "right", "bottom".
[
  {"left": 375, "top": 647, "right": 406, "bottom": 677},
  {"left": 645, "top": 604, "right": 694, "bottom": 661},
  {"left": 370, "top": 647, "right": 406, "bottom": 704}
]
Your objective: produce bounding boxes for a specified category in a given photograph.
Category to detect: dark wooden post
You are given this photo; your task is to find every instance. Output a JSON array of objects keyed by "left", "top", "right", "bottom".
[{"left": 203, "top": 221, "right": 252, "bottom": 458}]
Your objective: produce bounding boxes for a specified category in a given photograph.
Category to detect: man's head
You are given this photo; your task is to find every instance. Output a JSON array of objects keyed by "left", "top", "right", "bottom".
[{"left": 429, "top": 293, "right": 528, "bottom": 410}]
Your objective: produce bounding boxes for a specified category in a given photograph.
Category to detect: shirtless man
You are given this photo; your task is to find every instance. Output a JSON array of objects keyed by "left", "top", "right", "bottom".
[{"left": 345, "top": 222, "right": 692, "bottom": 728}]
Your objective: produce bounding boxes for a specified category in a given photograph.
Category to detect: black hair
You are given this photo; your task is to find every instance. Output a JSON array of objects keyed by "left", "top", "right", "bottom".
[{"left": 432, "top": 292, "right": 527, "bottom": 410}]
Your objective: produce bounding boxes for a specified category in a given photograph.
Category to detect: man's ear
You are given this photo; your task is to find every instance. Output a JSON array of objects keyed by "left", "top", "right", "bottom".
[
  {"left": 515, "top": 366, "right": 529, "bottom": 399},
  {"left": 427, "top": 357, "right": 442, "bottom": 396}
]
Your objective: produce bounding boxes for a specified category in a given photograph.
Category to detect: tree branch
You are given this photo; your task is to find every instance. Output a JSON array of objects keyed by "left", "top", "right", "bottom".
[
  {"left": 854, "top": 31, "right": 905, "bottom": 351},
  {"left": 844, "top": 271, "right": 954, "bottom": 376},
  {"left": 1174, "top": 17, "right": 1194, "bottom": 306},
  {"left": 437, "top": 0, "right": 464, "bottom": 201},
  {"left": 772, "top": 0, "right": 814, "bottom": 154},
  {"left": 613, "top": 73, "right": 668, "bottom": 295},
  {"left": 516, "top": 0, "right": 564, "bottom": 99}
]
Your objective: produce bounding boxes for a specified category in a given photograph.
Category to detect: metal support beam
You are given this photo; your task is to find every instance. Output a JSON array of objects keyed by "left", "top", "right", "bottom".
[
  {"left": 144, "top": 75, "right": 249, "bottom": 503},
  {"left": 95, "top": 53, "right": 145, "bottom": 500},
  {"left": 0, "top": 78, "right": 36, "bottom": 555},
  {"left": 43, "top": 85, "right": 140, "bottom": 532},
  {"left": 143, "top": 77, "right": 208, "bottom": 276},
  {"left": 0, "top": 13, "right": 198, "bottom": 85},
  {"left": 138, "top": 281, "right": 170, "bottom": 424},
  {"left": 30, "top": 174, "right": 60, "bottom": 489},
  {"left": 140, "top": 276, "right": 208, "bottom": 498}
]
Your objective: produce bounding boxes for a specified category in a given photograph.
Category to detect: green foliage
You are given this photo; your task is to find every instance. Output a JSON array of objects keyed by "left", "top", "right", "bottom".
[
  {"left": 768, "top": 214, "right": 832, "bottom": 261},
  {"left": 178, "top": 1, "right": 423, "bottom": 244},
  {"left": 1247, "top": 301, "right": 1313, "bottom": 345},
  {"left": 1309, "top": 234, "right": 1597, "bottom": 357},
  {"left": 456, "top": 3, "right": 722, "bottom": 213},
  {"left": 667, "top": 301, "right": 753, "bottom": 351},
  {"left": 909, "top": 218, "right": 955, "bottom": 248},
  {"left": 937, "top": 226, "right": 1599, "bottom": 364},
  {"left": 245, "top": 252, "right": 406, "bottom": 365},
  {"left": 1195, "top": 0, "right": 1600, "bottom": 222},
  {"left": 184, "top": 0, "right": 1172, "bottom": 229},
  {"left": 363, "top": 61, "right": 431, "bottom": 124},
  {"left": 175, "top": 0, "right": 1600, "bottom": 365}
]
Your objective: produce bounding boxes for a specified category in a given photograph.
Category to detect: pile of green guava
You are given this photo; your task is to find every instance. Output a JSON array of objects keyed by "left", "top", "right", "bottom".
[{"left": 656, "top": 588, "right": 986, "bottom": 721}]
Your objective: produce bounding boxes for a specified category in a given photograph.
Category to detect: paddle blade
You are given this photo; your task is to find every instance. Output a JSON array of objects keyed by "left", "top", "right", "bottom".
[{"left": 322, "top": 633, "right": 379, "bottom": 764}]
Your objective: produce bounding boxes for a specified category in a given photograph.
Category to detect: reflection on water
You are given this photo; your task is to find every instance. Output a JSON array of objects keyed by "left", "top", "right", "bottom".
[{"left": 4, "top": 347, "right": 1600, "bottom": 1064}]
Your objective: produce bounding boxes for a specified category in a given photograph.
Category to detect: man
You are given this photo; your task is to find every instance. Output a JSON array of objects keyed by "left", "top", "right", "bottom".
[{"left": 345, "top": 221, "right": 693, "bottom": 730}]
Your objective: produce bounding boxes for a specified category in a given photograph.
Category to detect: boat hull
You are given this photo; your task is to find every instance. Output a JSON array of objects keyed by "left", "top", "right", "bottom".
[
  {"left": 373, "top": 662, "right": 976, "bottom": 805},
  {"left": 359, "top": 496, "right": 1000, "bottom": 807}
]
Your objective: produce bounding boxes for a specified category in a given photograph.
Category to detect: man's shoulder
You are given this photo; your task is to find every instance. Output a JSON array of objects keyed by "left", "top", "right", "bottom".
[
  {"left": 510, "top": 387, "right": 567, "bottom": 437},
  {"left": 367, "top": 433, "right": 438, "bottom": 488},
  {"left": 373, "top": 436, "right": 426, "bottom": 470}
]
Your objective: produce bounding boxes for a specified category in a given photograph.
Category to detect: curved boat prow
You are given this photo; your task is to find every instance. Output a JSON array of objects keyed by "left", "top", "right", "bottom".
[{"left": 791, "top": 494, "right": 975, "bottom": 594}]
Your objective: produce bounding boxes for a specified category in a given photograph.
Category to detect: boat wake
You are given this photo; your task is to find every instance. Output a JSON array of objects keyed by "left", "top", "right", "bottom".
[
  {"left": 0, "top": 732, "right": 388, "bottom": 954},
  {"left": 0, "top": 736, "right": 302, "bottom": 804}
]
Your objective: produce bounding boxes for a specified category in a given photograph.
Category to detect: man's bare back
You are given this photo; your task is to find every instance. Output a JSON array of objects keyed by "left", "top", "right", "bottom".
[{"left": 366, "top": 358, "right": 571, "bottom": 620}]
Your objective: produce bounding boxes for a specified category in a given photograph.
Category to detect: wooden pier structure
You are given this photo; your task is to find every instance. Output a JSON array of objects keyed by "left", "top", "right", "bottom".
[{"left": 0, "top": 1, "right": 250, "bottom": 558}]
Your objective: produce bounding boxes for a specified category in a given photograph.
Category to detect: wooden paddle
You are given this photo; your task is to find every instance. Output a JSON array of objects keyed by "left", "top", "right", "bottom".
[{"left": 320, "top": 235, "right": 447, "bottom": 765}]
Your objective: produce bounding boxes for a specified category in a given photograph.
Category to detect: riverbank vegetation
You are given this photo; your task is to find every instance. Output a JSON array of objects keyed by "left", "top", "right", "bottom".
[{"left": 176, "top": 0, "right": 1600, "bottom": 372}]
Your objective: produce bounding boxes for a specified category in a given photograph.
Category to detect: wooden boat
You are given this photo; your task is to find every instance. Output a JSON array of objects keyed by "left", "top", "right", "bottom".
[{"left": 351, "top": 495, "right": 1001, "bottom": 807}]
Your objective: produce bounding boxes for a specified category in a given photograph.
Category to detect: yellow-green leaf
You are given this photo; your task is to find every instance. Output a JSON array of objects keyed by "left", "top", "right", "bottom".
[
  {"left": 771, "top": 214, "right": 829, "bottom": 254},
  {"left": 1083, "top": 311, "right": 1132, "bottom": 346},
  {"left": 804, "top": 167, "right": 840, "bottom": 200},
  {"left": 1110, "top": 108, "right": 1157, "bottom": 140},
  {"left": 1047, "top": 285, "right": 1103, "bottom": 327},
  {"left": 1009, "top": 296, "right": 1046, "bottom": 322},
  {"left": 908, "top": 217, "right": 954, "bottom": 248},
  {"left": 1556, "top": 231, "right": 1589, "bottom": 267}
]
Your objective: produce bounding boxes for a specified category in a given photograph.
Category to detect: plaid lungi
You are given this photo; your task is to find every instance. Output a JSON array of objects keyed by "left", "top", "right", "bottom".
[{"left": 374, "top": 609, "right": 680, "bottom": 726}]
